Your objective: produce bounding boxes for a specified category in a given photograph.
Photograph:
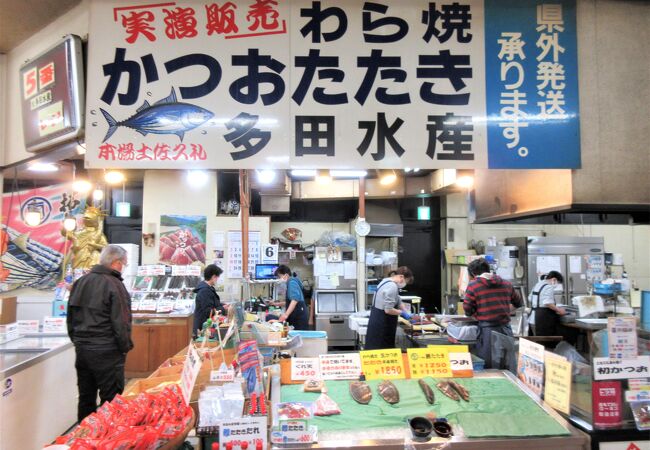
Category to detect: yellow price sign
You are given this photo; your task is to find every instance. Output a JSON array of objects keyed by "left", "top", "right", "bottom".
[
  {"left": 544, "top": 354, "right": 572, "bottom": 414},
  {"left": 359, "top": 348, "right": 406, "bottom": 380},
  {"left": 407, "top": 348, "right": 453, "bottom": 378}
]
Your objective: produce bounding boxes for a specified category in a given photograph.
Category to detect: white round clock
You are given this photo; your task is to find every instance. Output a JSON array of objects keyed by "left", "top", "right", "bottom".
[{"left": 355, "top": 218, "right": 371, "bottom": 237}]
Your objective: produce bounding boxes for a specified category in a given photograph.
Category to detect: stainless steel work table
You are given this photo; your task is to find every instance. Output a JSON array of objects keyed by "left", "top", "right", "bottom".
[{"left": 271, "top": 370, "right": 590, "bottom": 450}]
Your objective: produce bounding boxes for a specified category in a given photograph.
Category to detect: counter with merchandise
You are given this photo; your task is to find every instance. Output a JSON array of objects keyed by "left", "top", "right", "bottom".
[
  {"left": 274, "top": 370, "right": 589, "bottom": 450},
  {"left": 0, "top": 334, "right": 77, "bottom": 450}
]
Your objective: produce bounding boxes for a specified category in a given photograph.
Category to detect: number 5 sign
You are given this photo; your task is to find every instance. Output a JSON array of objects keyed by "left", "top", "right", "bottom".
[{"left": 262, "top": 244, "right": 279, "bottom": 264}]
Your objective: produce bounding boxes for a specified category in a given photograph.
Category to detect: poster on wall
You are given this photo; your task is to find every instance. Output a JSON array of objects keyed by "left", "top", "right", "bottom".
[
  {"left": 159, "top": 215, "right": 207, "bottom": 265},
  {"left": 227, "top": 231, "right": 261, "bottom": 278},
  {"left": 84, "top": 0, "right": 580, "bottom": 170},
  {"left": 1, "top": 183, "right": 85, "bottom": 292}
]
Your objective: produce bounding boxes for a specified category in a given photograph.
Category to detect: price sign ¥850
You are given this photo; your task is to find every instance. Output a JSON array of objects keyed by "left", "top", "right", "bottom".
[{"left": 359, "top": 349, "right": 406, "bottom": 380}]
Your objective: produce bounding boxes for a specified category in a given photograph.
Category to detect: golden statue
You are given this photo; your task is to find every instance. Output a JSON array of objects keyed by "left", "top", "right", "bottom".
[{"left": 62, "top": 206, "right": 108, "bottom": 270}]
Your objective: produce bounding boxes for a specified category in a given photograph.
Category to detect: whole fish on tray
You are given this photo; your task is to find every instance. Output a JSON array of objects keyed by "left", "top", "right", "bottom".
[
  {"left": 448, "top": 380, "right": 470, "bottom": 401},
  {"left": 418, "top": 379, "right": 435, "bottom": 404},
  {"left": 436, "top": 381, "right": 460, "bottom": 401},
  {"left": 350, "top": 381, "right": 372, "bottom": 404},
  {"left": 377, "top": 380, "right": 400, "bottom": 404}
]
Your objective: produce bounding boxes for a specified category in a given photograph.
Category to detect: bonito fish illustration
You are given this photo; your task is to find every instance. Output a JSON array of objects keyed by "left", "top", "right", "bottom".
[{"left": 100, "top": 88, "right": 214, "bottom": 142}]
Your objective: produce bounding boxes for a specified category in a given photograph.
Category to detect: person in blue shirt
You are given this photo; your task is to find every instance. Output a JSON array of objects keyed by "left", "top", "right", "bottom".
[{"left": 275, "top": 265, "right": 309, "bottom": 330}]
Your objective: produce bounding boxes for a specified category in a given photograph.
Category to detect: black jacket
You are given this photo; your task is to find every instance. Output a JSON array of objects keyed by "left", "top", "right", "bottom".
[
  {"left": 67, "top": 265, "right": 133, "bottom": 353},
  {"left": 193, "top": 281, "right": 225, "bottom": 336}
]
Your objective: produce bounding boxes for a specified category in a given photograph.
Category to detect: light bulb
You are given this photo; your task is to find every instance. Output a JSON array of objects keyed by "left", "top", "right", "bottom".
[
  {"left": 456, "top": 175, "right": 474, "bottom": 189},
  {"left": 186, "top": 170, "right": 209, "bottom": 188},
  {"left": 379, "top": 170, "right": 397, "bottom": 186},
  {"left": 63, "top": 217, "right": 77, "bottom": 231},
  {"left": 256, "top": 169, "right": 276, "bottom": 185},
  {"left": 315, "top": 169, "right": 332, "bottom": 185},
  {"left": 72, "top": 180, "right": 92, "bottom": 193},
  {"left": 25, "top": 211, "right": 42, "bottom": 227},
  {"left": 93, "top": 189, "right": 104, "bottom": 201},
  {"left": 104, "top": 171, "right": 125, "bottom": 184}
]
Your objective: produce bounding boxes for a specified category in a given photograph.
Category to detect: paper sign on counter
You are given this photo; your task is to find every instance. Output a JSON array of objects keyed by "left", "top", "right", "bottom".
[
  {"left": 607, "top": 317, "right": 638, "bottom": 359},
  {"left": 210, "top": 368, "right": 235, "bottom": 383},
  {"left": 43, "top": 317, "right": 66, "bottom": 333},
  {"left": 593, "top": 356, "right": 650, "bottom": 381},
  {"left": 291, "top": 358, "right": 320, "bottom": 380},
  {"left": 427, "top": 344, "right": 469, "bottom": 354},
  {"left": 544, "top": 354, "right": 572, "bottom": 414},
  {"left": 517, "top": 338, "right": 546, "bottom": 397},
  {"left": 180, "top": 344, "right": 202, "bottom": 405},
  {"left": 360, "top": 349, "right": 405, "bottom": 380},
  {"left": 220, "top": 417, "right": 267, "bottom": 450},
  {"left": 449, "top": 352, "right": 474, "bottom": 377},
  {"left": 406, "top": 348, "right": 452, "bottom": 378},
  {"left": 343, "top": 261, "right": 357, "bottom": 280},
  {"left": 17, "top": 320, "right": 39, "bottom": 334},
  {"left": 319, "top": 353, "right": 361, "bottom": 380}
]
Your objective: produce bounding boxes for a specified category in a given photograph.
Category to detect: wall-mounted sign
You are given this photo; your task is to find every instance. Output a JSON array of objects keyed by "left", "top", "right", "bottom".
[
  {"left": 85, "top": 0, "right": 579, "bottom": 170},
  {"left": 20, "top": 34, "right": 84, "bottom": 152}
]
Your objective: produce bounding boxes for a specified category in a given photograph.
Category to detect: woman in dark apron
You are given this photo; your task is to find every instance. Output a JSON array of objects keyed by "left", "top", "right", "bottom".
[
  {"left": 365, "top": 266, "right": 414, "bottom": 350},
  {"left": 529, "top": 271, "right": 566, "bottom": 336},
  {"left": 276, "top": 265, "right": 309, "bottom": 330}
]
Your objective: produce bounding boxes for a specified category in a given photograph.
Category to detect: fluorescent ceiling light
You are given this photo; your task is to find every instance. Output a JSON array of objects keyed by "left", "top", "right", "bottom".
[
  {"left": 291, "top": 169, "right": 317, "bottom": 177},
  {"left": 330, "top": 170, "right": 368, "bottom": 177},
  {"left": 316, "top": 169, "right": 332, "bottom": 185},
  {"left": 28, "top": 163, "right": 58, "bottom": 172}
]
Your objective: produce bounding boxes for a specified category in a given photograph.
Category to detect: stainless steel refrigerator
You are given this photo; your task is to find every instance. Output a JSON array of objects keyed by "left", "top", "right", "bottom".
[{"left": 506, "top": 236, "right": 605, "bottom": 305}]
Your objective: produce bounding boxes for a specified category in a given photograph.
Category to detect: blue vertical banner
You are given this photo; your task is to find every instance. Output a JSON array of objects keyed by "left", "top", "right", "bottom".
[{"left": 485, "top": 0, "right": 580, "bottom": 168}]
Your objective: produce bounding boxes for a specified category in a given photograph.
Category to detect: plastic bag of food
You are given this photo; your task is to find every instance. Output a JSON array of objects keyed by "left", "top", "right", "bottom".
[
  {"left": 79, "top": 414, "right": 109, "bottom": 439},
  {"left": 630, "top": 400, "right": 650, "bottom": 431},
  {"left": 68, "top": 439, "right": 100, "bottom": 450},
  {"left": 276, "top": 402, "right": 314, "bottom": 420},
  {"left": 314, "top": 393, "right": 341, "bottom": 416}
]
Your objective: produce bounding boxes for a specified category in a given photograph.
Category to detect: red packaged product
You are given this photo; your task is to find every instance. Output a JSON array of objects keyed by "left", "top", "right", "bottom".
[
  {"left": 69, "top": 438, "right": 100, "bottom": 450},
  {"left": 79, "top": 414, "right": 109, "bottom": 439}
]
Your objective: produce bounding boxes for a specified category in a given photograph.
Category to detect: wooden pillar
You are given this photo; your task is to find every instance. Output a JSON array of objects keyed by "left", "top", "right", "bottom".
[{"left": 239, "top": 169, "right": 250, "bottom": 279}]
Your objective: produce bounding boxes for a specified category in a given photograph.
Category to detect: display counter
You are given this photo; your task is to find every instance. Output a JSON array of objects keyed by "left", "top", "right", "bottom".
[
  {"left": 126, "top": 313, "right": 194, "bottom": 377},
  {"left": 274, "top": 371, "right": 589, "bottom": 450},
  {"left": 0, "top": 334, "right": 77, "bottom": 450}
]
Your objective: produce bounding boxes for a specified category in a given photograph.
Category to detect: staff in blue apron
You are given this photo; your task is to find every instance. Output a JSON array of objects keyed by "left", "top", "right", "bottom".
[
  {"left": 528, "top": 271, "right": 565, "bottom": 336},
  {"left": 275, "top": 265, "right": 309, "bottom": 330},
  {"left": 365, "top": 266, "right": 414, "bottom": 350}
]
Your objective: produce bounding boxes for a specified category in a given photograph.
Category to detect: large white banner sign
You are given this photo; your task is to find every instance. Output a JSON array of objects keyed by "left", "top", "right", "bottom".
[{"left": 85, "top": 0, "right": 580, "bottom": 170}]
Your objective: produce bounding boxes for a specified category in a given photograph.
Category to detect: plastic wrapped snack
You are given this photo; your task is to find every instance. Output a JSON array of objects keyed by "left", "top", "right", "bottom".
[
  {"left": 630, "top": 401, "right": 650, "bottom": 431},
  {"left": 303, "top": 379, "right": 325, "bottom": 393},
  {"left": 276, "top": 402, "right": 314, "bottom": 420}
]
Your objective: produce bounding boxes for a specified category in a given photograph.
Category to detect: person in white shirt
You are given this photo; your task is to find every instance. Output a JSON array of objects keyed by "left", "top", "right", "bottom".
[{"left": 528, "top": 271, "right": 566, "bottom": 336}]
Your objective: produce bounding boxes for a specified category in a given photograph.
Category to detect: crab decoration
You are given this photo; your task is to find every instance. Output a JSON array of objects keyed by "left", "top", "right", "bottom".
[{"left": 159, "top": 228, "right": 206, "bottom": 264}]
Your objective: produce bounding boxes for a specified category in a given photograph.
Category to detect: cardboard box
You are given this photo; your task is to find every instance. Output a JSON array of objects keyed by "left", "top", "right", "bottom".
[
  {"left": 123, "top": 374, "right": 181, "bottom": 400},
  {"left": 0, "top": 297, "right": 17, "bottom": 325}
]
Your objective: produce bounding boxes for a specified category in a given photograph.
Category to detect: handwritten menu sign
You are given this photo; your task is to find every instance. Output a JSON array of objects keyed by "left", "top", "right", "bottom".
[
  {"left": 180, "top": 344, "right": 202, "bottom": 405},
  {"left": 359, "top": 349, "right": 406, "bottom": 380},
  {"left": 544, "top": 354, "right": 572, "bottom": 414},
  {"left": 406, "top": 348, "right": 452, "bottom": 378},
  {"left": 319, "top": 353, "right": 362, "bottom": 380},
  {"left": 291, "top": 358, "right": 320, "bottom": 381}
]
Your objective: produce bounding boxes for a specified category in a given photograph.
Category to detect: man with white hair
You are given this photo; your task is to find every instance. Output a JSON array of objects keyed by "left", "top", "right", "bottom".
[{"left": 67, "top": 244, "right": 133, "bottom": 422}]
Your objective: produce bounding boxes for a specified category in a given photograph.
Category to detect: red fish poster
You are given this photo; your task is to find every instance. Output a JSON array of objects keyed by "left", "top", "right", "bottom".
[{"left": 159, "top": 215, "right": 206, "bottom": 265}]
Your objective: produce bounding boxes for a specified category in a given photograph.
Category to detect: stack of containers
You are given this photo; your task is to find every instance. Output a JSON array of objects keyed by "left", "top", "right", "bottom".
[{"left": 115, "top": 243, "right": 139, "bottom": 287}]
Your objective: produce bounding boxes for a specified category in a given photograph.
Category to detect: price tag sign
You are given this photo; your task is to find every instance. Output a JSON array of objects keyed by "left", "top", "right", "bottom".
[
  {"left": 593, "top": 356, "right": 650, "bottom": 381},
  {"left": 210, "top": 368, "right": 235, "bottom": 383},
  {"left": 291, "top": 358, "right": 320, "bottom": 381},
  {"left": 139, "top": 299, "right": 158, "bottom": 311},
  {"left": 427, "top": 344, "right": 469, "bottom": 353},
  {"left": 319, "top": 353, "right": 362, "bottom": 380},
  {"left": 156, "top": 300, "right": 175, "bottom": 313},
  {"left": 171, "top": 265, "right": 188, "bottom": 276},
  {"left": 151, "top": 265, "right": 166, "bottom": 276},
  {"left": 180, "top": 344, "right": 202, "bottom": 405},
  {"left": 406, "top": 348, "right": 452, "bottom": 378},
  {"left": 359, "top": 349, "right": 405, "bottom": 380},
  {"left": 43, "top": 317, "right": 66, "bottom": 333},
  {"left": 271, "top": 421, "right": 317, "bottom": 444},
  {"left": 187, "top": 265, "right": 202, "bottom": 276},
  {"left": 544, "top": 354, "right": 572, "bottom": 414},
  {"left": 449, "top": 352, "right": 474, "bottom": 378},
  {"left": 220, "top": 417, "right": 267, "bottom": 450},
  {"left": 17, "top": 320, "right": 39, "bottom": 334}
]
